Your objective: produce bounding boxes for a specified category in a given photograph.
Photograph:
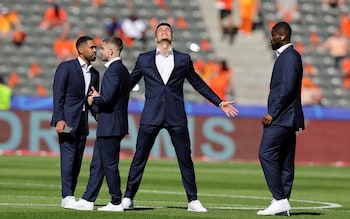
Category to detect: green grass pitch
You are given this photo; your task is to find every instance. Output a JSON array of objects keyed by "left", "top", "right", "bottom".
[{"left": 0, "top": 155, "right": 349, "bottom": 219}]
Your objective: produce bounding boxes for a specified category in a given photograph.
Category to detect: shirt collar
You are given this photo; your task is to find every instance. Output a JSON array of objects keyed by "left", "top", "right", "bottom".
[
  {"left": 156, "top": 48, "right": 173, "bottom": 57},
  {"left": 78, "top": 57, "right": 92, "bottom": 71},
  {"left": 105, "top": 57, "right": 121, "bottom": 68},
  {"left": 276, "top": 43, "right": 292, "bottom": 57}
]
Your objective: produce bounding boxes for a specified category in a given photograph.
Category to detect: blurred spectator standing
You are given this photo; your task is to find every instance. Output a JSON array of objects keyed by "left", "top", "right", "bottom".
[
  {"left": 301, "top": 76, "right": 323, "bottom": 105},
  {"left": 208, "top": 59, "right": 234, "bottom": 100},
  {"left": 53, "top": 32, "right": 74, "bottom": 63},
  {"left": 28, "top": 62, "right": 42, "bottom": 80},
  {"left": 320, "top": 28, "right": 350, "bottom": 69},
  {"left": 0, "top": 75, "right": 12, "bottom": 110},
  {"left": 40, "top": 1, "right": 69, "bottom": 32},
  {"left": 0, "top": 6, "right": 21, "bottom": 43},
  {"left": 275, "top": 0, "right": 301, "bottom": 23},
  {"left": 202, "top": 59, "right": 218, "bottom": 82},
  {"left": 194, "top": 58, "right": 206, "bottom": 78},
  {"left": 121, "top": 14, "right": 147, "bottom": 46},
  {"left": 216, "top": 0, "right": 236, "bottom": 43},
  {"left": 105, "top": 15, "right": 122, "bottom": 37},
  {"left": 238, "top": 0, "right": 258, "bottom": 36}
]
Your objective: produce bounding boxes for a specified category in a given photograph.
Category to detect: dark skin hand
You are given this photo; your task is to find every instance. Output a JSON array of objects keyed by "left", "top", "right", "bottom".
[{"left": 262, "top": 113, "right": 273, "bottom": 126}]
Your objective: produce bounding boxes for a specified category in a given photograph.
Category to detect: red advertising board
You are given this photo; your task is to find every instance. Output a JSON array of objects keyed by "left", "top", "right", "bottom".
[{"left": 0, "top": 110, "right": 349, "bottom": 166}]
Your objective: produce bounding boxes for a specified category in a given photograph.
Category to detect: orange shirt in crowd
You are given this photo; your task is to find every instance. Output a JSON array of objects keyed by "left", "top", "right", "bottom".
[
  {"left": 340, "top": 13, "right": 350, "bottom": 38},
  {"left": 40, "top": 5, "right": 67, "bottom": 29},
  {"left": 154, "top": 0, "right": 169, "bottom": 11},
  {"left": 208, "top": 63, "right": 232, "bottom": 100},
  {"left": 28, "top": 62, "right": 42, "bottom": 79},
  {"left": 341, "top": 57, "right": 350, "bottom": 90},
  {"left": 239, "top": 0, "right": 256, "bottom": 34},
  {"left": 301, "top": 77, "right": 322, "bottom": 105},
  {"left": 53, "top": 33, "right": 74, "bottom": 62},
  {"left": 0, "top": 9, "right": 20, "bottom": 34},
  {"left": 304, "top": 62, "right": 315, "bottom": 76}
]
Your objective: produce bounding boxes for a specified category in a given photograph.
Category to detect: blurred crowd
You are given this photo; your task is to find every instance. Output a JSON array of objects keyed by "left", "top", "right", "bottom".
[
  {"left": 264, "top": 0, "right": 350, "bottom": 105},
  {"left": 0, "top": 0, "right": 235, "bottom": 106},
  {"left": 2, "top": 0, "right": 350, "bottom": 107}
]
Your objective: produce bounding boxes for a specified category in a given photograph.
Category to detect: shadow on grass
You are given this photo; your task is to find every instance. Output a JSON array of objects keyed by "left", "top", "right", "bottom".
[
  {"left": 291, "top": 212, "right": 322, "bottom": 216},
  {"left": 123, "top": 206, "right": 188, "bottom": 211}
]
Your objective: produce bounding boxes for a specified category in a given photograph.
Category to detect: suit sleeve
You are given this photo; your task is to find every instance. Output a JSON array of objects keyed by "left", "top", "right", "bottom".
[
  {"left": 88, "top": 68, "right": 100, "bottom": 119},
  {"left": 93, "top": 66, "right": 122, "bottom": 108},
  {"left": 269, "top": 53, "right": 300, "bottom": 118},
  {"left": 129, "top": 56, "right": 143, "bottom": 90},
  {"left": 52, "top": 63, "right": 69, "bottom": 123}
]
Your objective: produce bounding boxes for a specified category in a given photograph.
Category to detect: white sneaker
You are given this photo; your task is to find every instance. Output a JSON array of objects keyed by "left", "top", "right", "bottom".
[
  {"left": 257, "top": 198, "right": 291, "bottom": 216},
  {"left": 61, "top": 196, "right": 75, "bottom": 208},
  {"left": 121, "top": 197, "right": 134, "bottom": 209},
  {"left": 65, "top": 198, "right": 94, "bottom": 211},
  {"left": 187, "top": 200, "right": 208, "bottom": 212},
  {"left": 97, "top": 202, "right": 124, "bottom": 212}
]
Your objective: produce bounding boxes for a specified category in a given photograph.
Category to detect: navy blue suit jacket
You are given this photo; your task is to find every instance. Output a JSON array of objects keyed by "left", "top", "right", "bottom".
[
  {"left": 51, "top": 58, "right": 99, "bottom": 134},
  {"left": 130, "top": 49, "right": 222, "bottom": 127},
  {"left": 268, "top": 46, "right": 305, "bottom": 130},
  {"left": 92, "top": 60, "right": 130, "bottom": 137}
]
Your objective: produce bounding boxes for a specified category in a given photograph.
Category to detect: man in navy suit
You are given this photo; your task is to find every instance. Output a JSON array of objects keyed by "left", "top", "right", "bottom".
[
  {"left": 121, "top": 22, "right": 239, "bottom": 212},
  {"left": 66, "top": 37, "right": 131, "bottom": 212},
  {"left": 51, "top": 36, "right": 99, "bottom": 208},
  {"left": 257, "top": 22, "right": 305, "bottom": 216}
]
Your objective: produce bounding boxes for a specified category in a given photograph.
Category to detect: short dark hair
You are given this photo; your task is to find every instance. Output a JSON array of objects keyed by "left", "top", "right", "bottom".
[
  {"left": 103, "top": 37, "right": 124, "bottom": 52},
  {"left": 76, "top": 36, "right": 93, "bottom": 50},
  {"left": 272, "top": 21, "right": 292, "bottom": 38},
  {"left": 155, "top": 22, "right": 173, "bottom": 35}
]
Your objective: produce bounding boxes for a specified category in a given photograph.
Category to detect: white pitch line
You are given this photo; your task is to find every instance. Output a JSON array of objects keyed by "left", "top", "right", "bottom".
[
  {"left": 0, "top": 203, "right": 57, "bottom": 207},
  {"left": 0, "top": 184, "right": 343, "bottom": 211},
  {"left": 137, "top": 189, "right": 343, "bottom": 210}
]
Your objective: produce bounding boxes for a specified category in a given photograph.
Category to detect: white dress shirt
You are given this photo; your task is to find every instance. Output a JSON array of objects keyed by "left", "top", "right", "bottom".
[
  {"left": 155, "top": 48, "right": 174, "bottom": 84},
  {"left": 276, "top": 43, "right": 292, "bottom": 57},
  {"left": 105, "top": 57, "right": 121, "bottom": 68},
  {"left": 78, "top": 57, "right": 92, "bottom": 95},
  {"left": 78, "top": 57, "right": 92, "bottom": 111}
]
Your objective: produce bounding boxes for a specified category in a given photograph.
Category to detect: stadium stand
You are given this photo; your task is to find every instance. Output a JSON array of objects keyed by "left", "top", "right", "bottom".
[
  {"left": 0, "top": 0, "right": 349, "bottom": 107},
  {"left": 0, "top": 0, "right": 216, "bottom": 102},
  {"left": 260, "top": 0, "right": 350, "bottom": 107}
]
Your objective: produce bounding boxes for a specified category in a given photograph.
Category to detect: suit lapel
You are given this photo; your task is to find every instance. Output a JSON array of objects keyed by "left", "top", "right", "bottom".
[
  {"left": 74, "top": 59, "right": 86, "bottom": 95},
  {"left": 168, "top": 50, "right": 179, "bottom": 82},
  {"left": 149, "top": 50, "right": 164, "bottom": 83},
  {"left": 151, "top": 49, "right": 178, "bottom": 84}
]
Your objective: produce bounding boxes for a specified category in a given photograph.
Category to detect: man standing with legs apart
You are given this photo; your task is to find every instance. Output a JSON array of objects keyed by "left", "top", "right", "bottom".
[
  {"left": 121, "top": 22, "right": 239, "bottom": 212},
  {"left": 257, "top": 21, "right": 305, "bottom": 216},
  {"left": 51, "top": 36, "right": 99, "bottom": 208},
  {"left": 66, "top": 37, "right": 131, "bottom": 212}
]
